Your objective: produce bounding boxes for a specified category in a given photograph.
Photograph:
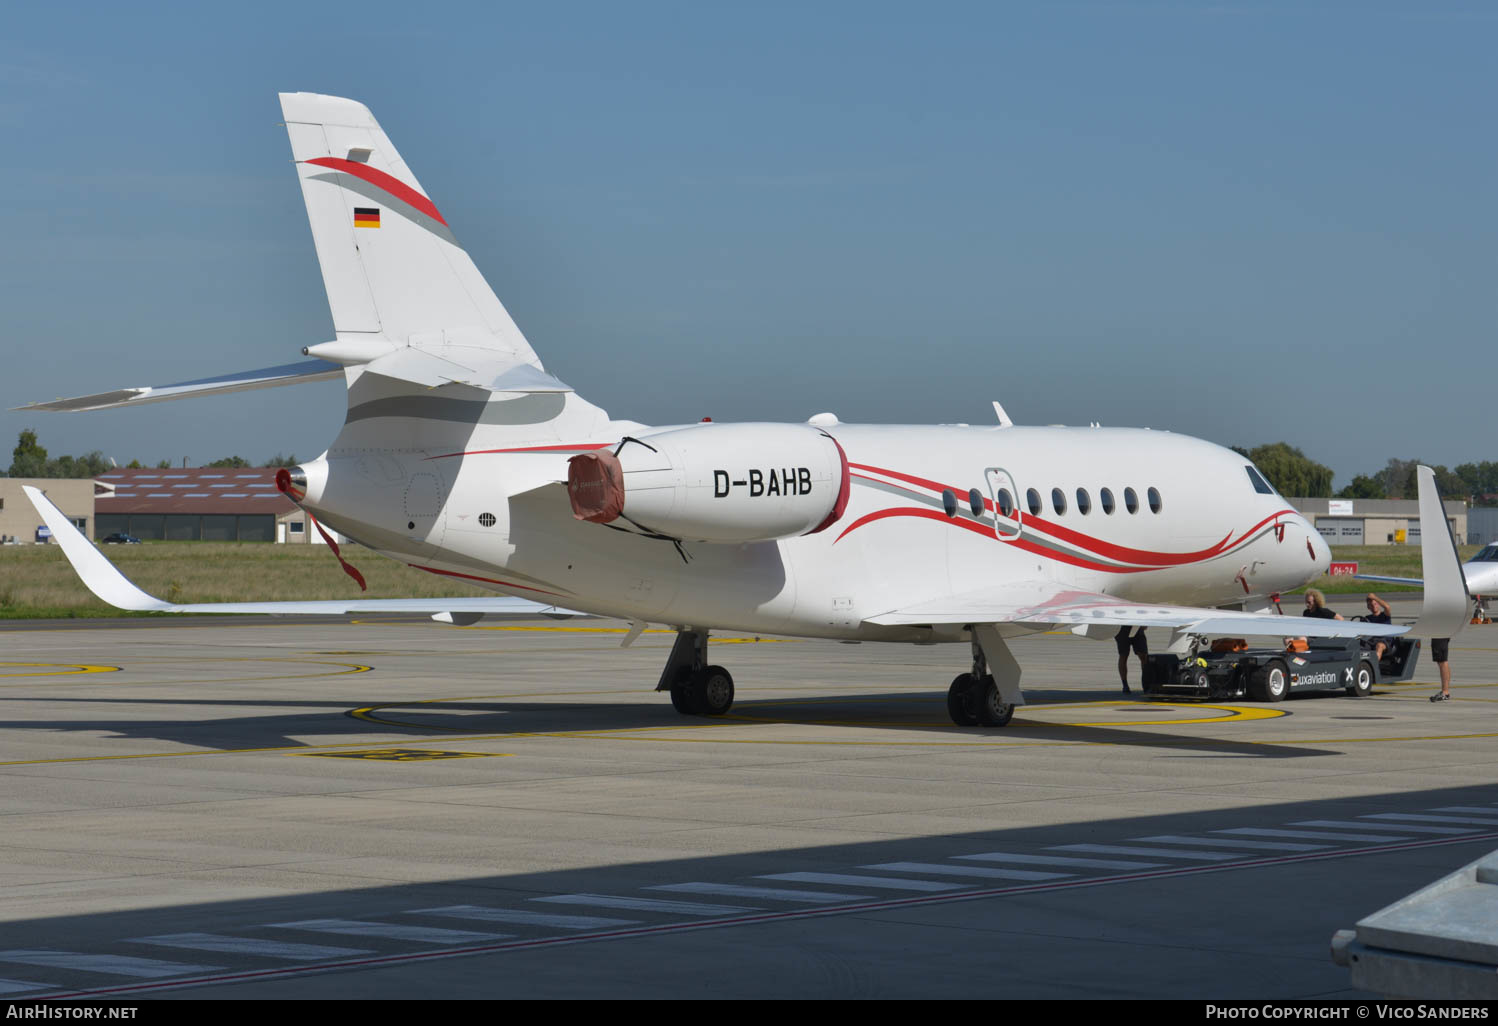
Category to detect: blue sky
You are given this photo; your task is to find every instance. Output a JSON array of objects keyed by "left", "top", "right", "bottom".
[{"left": 2, "top": 1, "right": 1492, "bottom": 485}]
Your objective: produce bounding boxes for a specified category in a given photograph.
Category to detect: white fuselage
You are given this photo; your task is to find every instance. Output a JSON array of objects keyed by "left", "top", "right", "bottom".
[{"left": 295, "top": 408, "right": 1330, "bottom": 642}]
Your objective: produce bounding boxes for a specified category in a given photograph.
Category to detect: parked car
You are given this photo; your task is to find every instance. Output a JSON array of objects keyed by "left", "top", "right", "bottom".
[{"left": 99, "top": 533, "right": 142, "bottom": 545}]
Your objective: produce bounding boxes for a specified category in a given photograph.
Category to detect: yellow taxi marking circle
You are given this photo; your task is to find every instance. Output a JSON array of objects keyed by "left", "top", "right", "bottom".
[{"left": 0, "top": 662, "right": 119, "bottom": 677}]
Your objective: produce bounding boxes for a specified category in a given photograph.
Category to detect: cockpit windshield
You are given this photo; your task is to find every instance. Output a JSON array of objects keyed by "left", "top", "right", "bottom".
[
  {"left": 1473, "top": 544, "right": 1498, "bottom": 562},
  {"left": 1245, "top": 465, "right": 1276, "bottom": 495}
]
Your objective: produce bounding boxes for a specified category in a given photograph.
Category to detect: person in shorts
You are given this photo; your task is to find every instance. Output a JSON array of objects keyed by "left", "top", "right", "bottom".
[
  {"left": 1115, "top": 625, "right": 1147, "bottom": 694},
  {"left": 1429, "top": 637, "right": 1452, "bottom": 702}
]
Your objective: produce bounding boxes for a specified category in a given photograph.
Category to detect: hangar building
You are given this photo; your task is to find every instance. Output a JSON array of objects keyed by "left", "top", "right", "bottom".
[{"left": 94, "top": 468, "right": 313, "bottom": 542}]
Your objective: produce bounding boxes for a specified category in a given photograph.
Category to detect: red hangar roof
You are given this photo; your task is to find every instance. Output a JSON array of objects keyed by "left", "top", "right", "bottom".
[{"left": 95, "top": 468, "right": 298, "bottom": 515}]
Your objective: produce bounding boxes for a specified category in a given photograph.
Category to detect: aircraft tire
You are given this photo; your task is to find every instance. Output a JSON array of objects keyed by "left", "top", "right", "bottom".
[
  {"left": 692, "top": 665, "right": 735, "bottom": 716},
  {"left": 974, "top": 675, "right": 1015, "bottom": 728},
  {"left": 947, "top": 673, "right": 979, "bottom": 726},
  {"left": 1348, "top": 661, "right": 1374, "bottom": 698},
  {"left": 669, "top": 675, "right": 701, "bottom": 715}
]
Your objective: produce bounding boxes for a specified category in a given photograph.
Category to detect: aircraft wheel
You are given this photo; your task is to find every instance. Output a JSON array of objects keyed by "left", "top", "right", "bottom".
[
  {"left": 1348, "top": 660, "right": 1374, "bottom": 698},
  {"left": 1250, "top": 659, "right": 1289, "bottom": 702},
  {"left": 974, "top": 674, "right": 1015, "bottom": 728},
  {"left": 669, "top": 675, "right": 701, "bottom": 715},
  {"left": 691, "top": 665, "right": 735, "bottom": 716},
  {"left": 946, "top": 673, "right": 979, "bottom": 726}
]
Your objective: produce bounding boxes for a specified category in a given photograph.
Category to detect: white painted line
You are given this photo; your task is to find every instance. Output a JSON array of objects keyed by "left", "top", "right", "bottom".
[
  {"left": 1050, "top": 844, "right": 1236, "bottom": 862},
  {"left": 648, "top": 883, "right": 862, "bottom": 904},
  {"left": 1362, "top": 814, "right": 1490, "bottom": 827},
  {"left": 862, "top": 861, "right": 1070, "bottom": 881},
  {"left": 412, "top": 905, "right": 638, "bottom": 930},
  {"left": 1293, "top": 819, "right": 1472, "bottom": 836},
  {"left": 1217, "top": 827, "right": 1409, "bottom": 843},
  {"left": 531, "top": 894, "right": 760, "bottom": 915},
  {"left": 0, "top": 950, "right": 220, "bottom": 978},
  {"left": 758, "top": 872, "right": 963, "bottom": 892},
  {"left": 956, "top": 852, "right": 1166, "bottom": 870},
  {"left": 1432, "top": 807, "right": 1498, "bottom": 818},
  {"left": 134, "top": 934, "right": 367, "bottom": 961},
  {"left": 1131, "top": 834, "right": 1329, "bottom": 852},
  {"left": 0, "top": 977, "right": 49, "bottom": 995},
  {"left": 269, "top": 919, "right": 509, "bottom": 944}
]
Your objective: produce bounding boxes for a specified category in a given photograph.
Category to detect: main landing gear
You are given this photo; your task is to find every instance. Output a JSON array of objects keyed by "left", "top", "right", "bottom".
[
  {"left": 946, "top": 632, "right": 1017, "bottom": 727},
  {"left": 657, "top": 628, "right": 735, "bottom": 717}
]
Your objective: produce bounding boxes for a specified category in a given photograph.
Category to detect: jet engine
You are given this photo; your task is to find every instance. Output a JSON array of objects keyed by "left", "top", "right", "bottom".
[{"left": 566, "top": 423, "right": 849, "bottom": 544}]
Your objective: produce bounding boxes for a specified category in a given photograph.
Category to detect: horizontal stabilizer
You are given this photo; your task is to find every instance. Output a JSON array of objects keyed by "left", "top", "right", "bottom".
[
  {"left": 866, "top": 578, "right": 1406, "bottom": 640},
  {"left": 24, "top": 486, "right": 581, "bottom": 619},
  {"left": 13, "top": 359, "right": 343, "bottom": 412}
]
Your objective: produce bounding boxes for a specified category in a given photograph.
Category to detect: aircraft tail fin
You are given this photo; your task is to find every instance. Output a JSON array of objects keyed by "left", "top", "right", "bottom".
[{"left": 279, "top": 92, "right": 541, "bottom": 374}]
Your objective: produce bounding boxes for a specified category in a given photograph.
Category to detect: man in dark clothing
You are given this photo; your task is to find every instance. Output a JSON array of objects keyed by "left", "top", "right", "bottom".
[
  {"left": 1303, "top": 588, "right": 1342, "bottom": 620},
  {"left": 1115, "top": 625, "right": 1147, "bottom": 694}
]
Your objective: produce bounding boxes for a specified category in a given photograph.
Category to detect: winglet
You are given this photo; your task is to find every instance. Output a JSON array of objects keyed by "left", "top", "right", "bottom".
[
  {"left": 22, "top": 487, "right": 171, "bottom": 611},
  {"left": 1411, "top": 465, "right": 1470, "bottom": 639}
]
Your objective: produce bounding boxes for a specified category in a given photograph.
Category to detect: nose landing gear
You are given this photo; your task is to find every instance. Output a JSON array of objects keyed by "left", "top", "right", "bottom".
[{"left": 658, "top": 628, "right": 735, "bottom": 716}]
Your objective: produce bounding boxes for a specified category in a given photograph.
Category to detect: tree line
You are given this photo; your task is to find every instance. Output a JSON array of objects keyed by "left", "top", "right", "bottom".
[
  {"left": 1232, "top": 442, "right": 1497, "bottom": 504},
  {"left": 5, "top": 430, "right": 296, "bottom": 478},
  {"left": 7, "top": 427, "right": 1492, "bottom": 506}
]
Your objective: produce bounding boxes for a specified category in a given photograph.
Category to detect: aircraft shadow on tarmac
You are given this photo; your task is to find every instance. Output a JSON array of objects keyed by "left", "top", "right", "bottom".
[
  {"left": 0, "top": 686, "right": 1354, "bottom": 758},
  {"left": 4, "top": 782, "right": 1497, "bottom": 1000}
]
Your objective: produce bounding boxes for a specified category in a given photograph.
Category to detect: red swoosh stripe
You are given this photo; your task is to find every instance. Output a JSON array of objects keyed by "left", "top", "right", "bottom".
[
  {"left": 833, "top": 507, "right": 1164, "bottom": 574},
  {"left": 849, "top": 461, "right": 1292, "bottom": 568},
  {"left": 303, "top": 157, "right": 448, "bottom": 226}
]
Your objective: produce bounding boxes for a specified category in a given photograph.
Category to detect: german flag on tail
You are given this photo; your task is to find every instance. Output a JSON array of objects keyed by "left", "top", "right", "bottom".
[{"left": 353, "top": 207, "right": 381, "bottom": 228}]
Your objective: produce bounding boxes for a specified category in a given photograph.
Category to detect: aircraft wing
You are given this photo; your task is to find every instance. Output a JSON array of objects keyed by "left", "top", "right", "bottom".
[
  {"left": 1353, "top": 574, "right": 1423, "bottom": 587},
  {"left": 13, "top": 348, "right": 572, "bottom": 414},
  {"left": 863, "top": 579, "right": 1404, "bottom": 639},
  {"left": 12, "top": 360, "right": 345, "bottom": 412},
  {"left": 24, "top": 487, "right": 581, "bottom": 622}
]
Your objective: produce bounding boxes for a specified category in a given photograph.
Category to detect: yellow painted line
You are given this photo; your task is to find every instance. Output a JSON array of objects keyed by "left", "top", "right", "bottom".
[
  {"left": 721, "top": 698, "right": 1286, "bottom": 729},
  {"left": 0, "top": 663, "right": 120, "bottom": 678},
  {"left": 289, "top": 748, "right": 511, "bottom": 761}
]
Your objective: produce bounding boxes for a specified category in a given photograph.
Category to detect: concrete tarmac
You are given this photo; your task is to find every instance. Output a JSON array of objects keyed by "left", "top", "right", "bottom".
[{"left": 0, "top": 606, "right": 1494, "bottom": 1000}]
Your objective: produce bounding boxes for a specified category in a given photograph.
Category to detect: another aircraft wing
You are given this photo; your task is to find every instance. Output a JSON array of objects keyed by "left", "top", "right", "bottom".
[
  {"left": 24, "top": 486, "right": 581, "bottom": 622},
  {"left": 1353, "top": 574, "right": 1423, "bottom": 587},
  {"left": 863, "top": 579, "right": 1403, "bottom": 639}
]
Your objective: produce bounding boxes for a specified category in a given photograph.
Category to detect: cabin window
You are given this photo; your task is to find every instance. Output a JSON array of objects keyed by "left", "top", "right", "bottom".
[
  {"left": 968, "top": 488, "right": 984, "bottom": 518},
  {"left": 1051, "top": 488, "right": 1067, "bottom": 516},
  {"left": 941, "top": 489, "right": 958, "bottom": 518},
  {"left": 1245, "top": 466, "right": 1274, "bottom": 495},
  {"left": 1100, "top": 488, "right": 1115, "bottom": 515},
  {"left": 1026, "top": 488, "right": 1042, "bottom": 516},
  {"left": 1124, "top": 487, "right": 1139, "bottom": 514},
  {"left": 996, "top": 488, "right": 1014, "bottom": 518},
  {"left": 1076, "top": 488, "right": 1091, "bottom": 515},
  {"left": 1148, "top": 487, "right": 1163, "bottom": 514}
]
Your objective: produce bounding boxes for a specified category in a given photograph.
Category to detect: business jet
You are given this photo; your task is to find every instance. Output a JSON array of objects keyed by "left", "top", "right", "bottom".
[
  {"left": 1358, "top": 542, "right": 1498, "bottom": 622},
  {"left": 19, "top": 93, "right": 1469, "bottom": 727}
]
